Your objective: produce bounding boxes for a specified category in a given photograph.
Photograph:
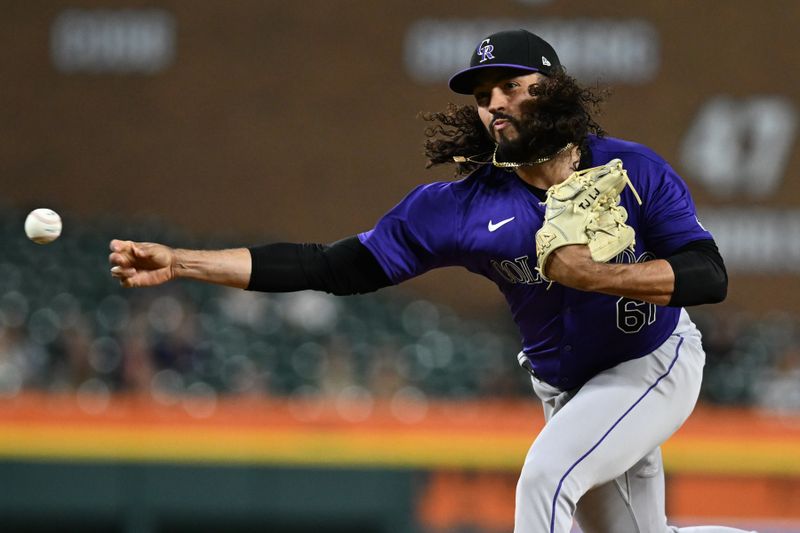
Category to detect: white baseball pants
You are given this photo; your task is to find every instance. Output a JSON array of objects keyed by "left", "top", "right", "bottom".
[{"left": 514, "top": 310, "right": 757, "bottom": 533}]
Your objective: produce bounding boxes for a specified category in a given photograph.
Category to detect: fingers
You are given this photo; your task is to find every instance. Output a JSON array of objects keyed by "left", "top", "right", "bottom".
[
  {"left": 109, "top": 239, "right": 133, "bottom": 253},
  {"left": 108, "top": 239, "right": 171, "bottom": 288},
  {"left": 110, "top": 264, "right": 136, "bottom": 287},
  {"left": 109, "top": 240, "right": 134, "bottom": 265},
  {"left": 108, "top": 252, "right": 132, "bottom": 268},
  {"left": 109, "top": 239, "right": 138, "bottom": 287},
  {"left": 110, "top": 265, "right": 135, "bottom": 278},
  {"left": 110, "top": 240, "right": 160, "bottom": 260},
  {"left": 118, "top": 277, "right": 137, "bottom": 289},
  {"left": 108, "top": 239, "right": 150, "bottom": 268}
]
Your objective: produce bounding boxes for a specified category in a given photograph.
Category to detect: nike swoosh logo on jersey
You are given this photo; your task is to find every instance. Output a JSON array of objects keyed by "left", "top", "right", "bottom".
[{"left": 488, "top": 217, "right": 515, "bottom": 232}]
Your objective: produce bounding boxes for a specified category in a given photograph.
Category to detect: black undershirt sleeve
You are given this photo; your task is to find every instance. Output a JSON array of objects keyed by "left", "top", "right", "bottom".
[
  {"left": 247, "top": 233, "right": 725, "bottom": 306},
  {"left": 665, "top": 239, "right": 728, "bottom": 307},
  {"left": 246, "top": 236, "right": 393, "bottom": 295}
]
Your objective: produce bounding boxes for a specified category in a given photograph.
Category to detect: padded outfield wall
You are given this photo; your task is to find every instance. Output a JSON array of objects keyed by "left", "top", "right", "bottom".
[{"left": 0, "top": 394, "right": 798, "bottom": 532}]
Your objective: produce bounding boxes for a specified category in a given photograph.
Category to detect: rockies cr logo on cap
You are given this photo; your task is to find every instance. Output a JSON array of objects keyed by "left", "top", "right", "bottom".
[{"left": 477, "top": 39, "right": 495, "bottom": 63}]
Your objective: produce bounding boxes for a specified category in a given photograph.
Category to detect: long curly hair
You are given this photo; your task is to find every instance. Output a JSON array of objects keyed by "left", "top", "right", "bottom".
[{"left": 421, "top": 69, "right": 608, "bottom": 177}]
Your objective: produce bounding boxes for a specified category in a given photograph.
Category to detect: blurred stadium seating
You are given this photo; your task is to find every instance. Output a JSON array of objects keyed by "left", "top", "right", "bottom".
[
  {"left": 0, "top": 209, "right": 530, "bottom": 406},
  {"left": 2, "top": 208, "right": 799, "bottom": 412}
]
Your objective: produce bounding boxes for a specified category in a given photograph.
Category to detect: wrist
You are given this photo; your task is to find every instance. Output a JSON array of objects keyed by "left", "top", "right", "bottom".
[
  {"left": 170, "top": 248, "right": 187, "bottom": 279},
  {"left": 167, "top": 248, "right": 251, "bottom": 289}
]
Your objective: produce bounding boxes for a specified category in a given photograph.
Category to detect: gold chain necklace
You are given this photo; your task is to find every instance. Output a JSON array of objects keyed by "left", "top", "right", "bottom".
[{"left": 492, "top": 143, "right": 575, "bottom": 168}]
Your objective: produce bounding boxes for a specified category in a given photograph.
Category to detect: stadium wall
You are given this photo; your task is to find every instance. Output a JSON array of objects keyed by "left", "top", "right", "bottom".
[{"left": 0, "top": 394, "right": 797, "bottom": 532}]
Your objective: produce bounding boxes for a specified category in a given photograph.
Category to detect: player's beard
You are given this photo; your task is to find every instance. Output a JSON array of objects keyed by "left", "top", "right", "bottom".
[
  {"left": 492, "top": 90, "right": 579, "bottom": 165},
  {"left": 493, "top": 116, "right": 539, "bottom": 163}
]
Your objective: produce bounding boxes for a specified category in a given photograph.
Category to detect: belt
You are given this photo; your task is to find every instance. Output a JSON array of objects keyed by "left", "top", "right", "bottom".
[{"left": 517, "top": 352, "right": 540, "bottom": 380}]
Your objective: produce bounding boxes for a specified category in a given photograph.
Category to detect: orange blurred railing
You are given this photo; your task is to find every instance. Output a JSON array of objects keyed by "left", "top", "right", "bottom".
[
  {"left": 0, "top": 392, "right": 798, "bottom": 475},
  {"left": 1, "top": 392, "right": 799, "bottom": 529}
]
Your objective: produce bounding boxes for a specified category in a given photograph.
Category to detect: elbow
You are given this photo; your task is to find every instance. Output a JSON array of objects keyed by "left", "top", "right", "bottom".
[
  {"left": 703, "top": 257, "right": 729, "bottom": 305},
  {"left": 680, "top": 267, "right": 728, "bottom": 307},
  {"left": 707, "top": 269, "right": 728, "bottom": 304},
  {"left": 666, "top": 242, "right": 728, "bottom": 307},
  {"left": 667, "top": 263, "right": 728, "bottom": 308},
  {"left": 703, "top": 279, "right": 727, "bottom": 305}
]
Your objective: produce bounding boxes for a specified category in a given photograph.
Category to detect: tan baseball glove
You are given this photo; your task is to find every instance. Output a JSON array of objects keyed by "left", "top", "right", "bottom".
[{"left": 535, "top": 159, "right": 642, "bottom": 282}]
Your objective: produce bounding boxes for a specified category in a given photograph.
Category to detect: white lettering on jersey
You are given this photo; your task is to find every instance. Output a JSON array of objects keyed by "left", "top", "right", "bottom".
[
  {"left": 613, "top": 251, "right": 657, "bottom": 334},
  {"left": 491, "top": 255, "right": 543, "bottom": 285}
]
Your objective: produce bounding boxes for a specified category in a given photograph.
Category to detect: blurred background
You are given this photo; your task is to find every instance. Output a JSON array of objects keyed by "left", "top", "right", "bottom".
[{"left": 1, "top": 1, "right": 799, "bottom": 532}]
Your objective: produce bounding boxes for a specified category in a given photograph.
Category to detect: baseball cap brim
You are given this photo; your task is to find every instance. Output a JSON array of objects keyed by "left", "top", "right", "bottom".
[{"left": 448, "top": 64, "right": 541, "bottom": 95}]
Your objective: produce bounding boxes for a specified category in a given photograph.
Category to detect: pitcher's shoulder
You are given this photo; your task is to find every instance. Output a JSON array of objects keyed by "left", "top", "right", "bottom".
[{"left": 588, "top": 135, "right": 669, "bottom": 168}]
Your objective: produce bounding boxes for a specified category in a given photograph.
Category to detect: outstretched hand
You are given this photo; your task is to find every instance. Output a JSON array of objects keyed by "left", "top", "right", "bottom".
[{"left": 108, "top": 239, "right": 176, "bottom": 288}]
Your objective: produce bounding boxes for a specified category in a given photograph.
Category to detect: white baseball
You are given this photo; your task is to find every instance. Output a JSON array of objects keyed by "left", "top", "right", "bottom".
[{"left": 24, "top": 208, "right": 62, "bottom": 244}]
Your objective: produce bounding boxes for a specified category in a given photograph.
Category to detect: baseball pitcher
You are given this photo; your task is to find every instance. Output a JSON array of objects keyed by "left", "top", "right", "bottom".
[{"left": 109, "top": 30, "right": 754, "bottom": 533}]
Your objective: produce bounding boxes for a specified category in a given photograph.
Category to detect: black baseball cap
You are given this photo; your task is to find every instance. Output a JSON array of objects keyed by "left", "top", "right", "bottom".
[{"left": 448, "top": 29, "right": 561, "bottom": 95}]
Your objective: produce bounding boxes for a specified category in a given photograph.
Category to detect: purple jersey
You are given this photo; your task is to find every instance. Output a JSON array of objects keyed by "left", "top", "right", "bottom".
[{"left": 359, "top": 136, "right": 712, "bottom": 390}]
